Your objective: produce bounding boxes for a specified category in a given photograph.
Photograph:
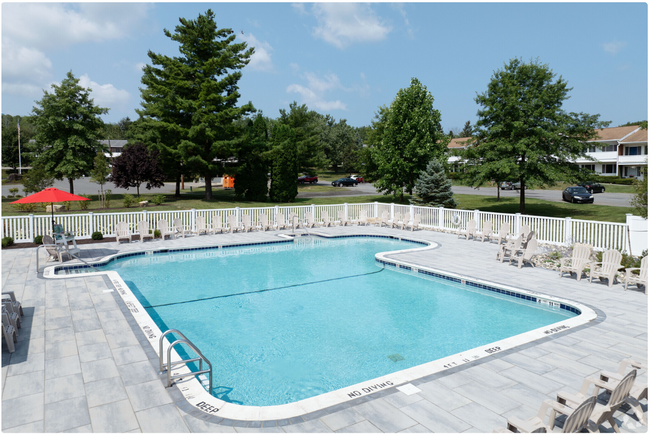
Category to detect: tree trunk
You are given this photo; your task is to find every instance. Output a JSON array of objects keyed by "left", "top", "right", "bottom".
[
  {"left": 204, "top": 174, "right": 213, "bottom": 200},
  {"left": 519, "top": 180, "right": 526, "bottom": 214},
  {"left": 68, "top": 178, "right": 74, "bottom": 194},
  {"left": 496, "top": 183, "right": 500, "bottom": 202},
  {"left": 137, "top": 185, "right": 140, "bottom": 197},
  {"left": 175, "top": 174, "right": 181, "bottom": 197}
]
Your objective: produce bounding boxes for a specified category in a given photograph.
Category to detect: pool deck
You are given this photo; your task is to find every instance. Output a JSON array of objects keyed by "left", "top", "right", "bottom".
[{"left": 2, "top": 225, "right": 647, "bottom": 433}]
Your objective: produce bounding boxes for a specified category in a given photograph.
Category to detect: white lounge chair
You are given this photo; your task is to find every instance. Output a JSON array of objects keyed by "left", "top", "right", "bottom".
[
  {"left": 406, "top": 214, "right": 421, "bottom": 231},
  {"left": 457, "top": 219, "right": 477, "bottom": 240},
  {"left": 557, "top": 369, "right": 644, "bottom": 430},
  {"left": 212, "top": 214, "right": 224, "bottom": 234},
  {"left": 42, "top": 235, "right": 76, "bottom": 262},
  {"left": 490, "top": 222, "right": 510, "bottom": 245},
  {"left": 242, "top": 214, "right": 254, "bottom": 232},
  {"left": 321, "top": 211, "right": 333, "bottom": 228},
  {"left": 509, "top": 237, "right": 537, "bottom": 269},
  {"left": 195, "top": 216, "right": 213, "bottom": 235},
  {"left": 624, "top": 256, "right": 648, "bottom": 293},
  {"left": 305, "top": 212, "right": 320, "bottom": 228},
  {"left": 137, "top": 221, "right": 154, "bottom": 243},
  {"left": 2, "top": 303, "right": 21, "bottom": 331},
  {"left": 2, "top": 311, "right": 17, "bottom": 353},
  {"left": 379, "top": 211, "right": 389, "bottom": 228},
  {"left": 227, "top": 214, "right": 243, "bottom": 233},
  {"left": 353, "top": 210, "right": 369, "bottom": 226},
  {"left": 338, "top": 210, "right": 350, "bottom": 226},
  {"left": 559, "top": 243, "right": 592, "bottom": 281},
  {"left": 115, "top": 222, "right": 132, "bottom": 244},
  {"left": 158, "top": 219, "right": 175, "bottom": 240},
  {"left": 589, "top": 249, "right": 623, "bottom": 287},
  {"left": 476, "top": 221, "right": 493, "bottom": 243},
  {"left": 398, "top": 212, "right": 411, "bottom": 230},
  {"left": 388, "top": 212, "right": 401, "bottom": 229},
  {"left": 1, "top": 292, "right": 23, "bottom": 317},
  {"left": 257, "top": 214, "right": 271, "bottom": 231},
  {"left": 288, "top": 213, "right": 299, "bottom": 230},
  {"left": 173, "top": 218, "right": 189, "bottom": 238},
  {"left": 503, "top": 395, "right": 597, "bottom": 433},
  {"left": 274, "top": 213, "right": 286, "bottom": 230},
  {"left": 596, "top": 358, "right": 648, "bottom": 409},
  {"left": 498, "top": 233, "right": 523, "bottom": 263}
]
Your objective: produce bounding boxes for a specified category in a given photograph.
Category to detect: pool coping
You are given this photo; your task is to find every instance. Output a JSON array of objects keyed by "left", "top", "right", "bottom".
[{"left": 41, "top": 232, "right": 598, "bottom": 422}]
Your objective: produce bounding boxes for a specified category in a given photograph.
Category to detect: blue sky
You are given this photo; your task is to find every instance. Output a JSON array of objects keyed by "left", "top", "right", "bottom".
[{"left": 2, "top": 2, "right": 647, "bottom": 133}]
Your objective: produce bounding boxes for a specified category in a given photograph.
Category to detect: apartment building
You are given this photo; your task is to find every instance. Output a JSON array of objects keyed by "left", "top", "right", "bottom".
[{"left": 575, "top": 125, "right": 647, "bottom": 179}]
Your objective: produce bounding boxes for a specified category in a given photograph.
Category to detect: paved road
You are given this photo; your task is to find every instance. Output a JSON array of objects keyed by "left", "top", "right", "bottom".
[{"left": 4, "top": 178, "right": 633, "bottom": 208}]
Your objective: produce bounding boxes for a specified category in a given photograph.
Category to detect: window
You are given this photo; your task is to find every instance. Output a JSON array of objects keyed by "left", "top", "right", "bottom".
[
  {"left": 602, "top": 164, "right": 615, "bottom": 174},
  {"left": 625, "top": 146, "right": 641, "bottom": 156},
  {"left": 582, "top": 164, "right": 595, "bottom": 171}
]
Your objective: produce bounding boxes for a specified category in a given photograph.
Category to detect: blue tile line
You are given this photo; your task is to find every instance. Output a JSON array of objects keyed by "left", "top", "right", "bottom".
[{"left": 377, "top": 258, "right": 581, "bottom": 316}]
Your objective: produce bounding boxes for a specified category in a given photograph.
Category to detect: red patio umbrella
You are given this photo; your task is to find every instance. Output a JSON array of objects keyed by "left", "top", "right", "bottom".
[{"left": 11, "top": 187, "right": 90, "bottom": 230}]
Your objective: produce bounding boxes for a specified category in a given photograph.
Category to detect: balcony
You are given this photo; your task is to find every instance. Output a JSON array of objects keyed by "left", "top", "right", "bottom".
[
  {"left": 575, "top": 151, "right": 618, "bottom": 164},
  {"left": 618, "top": 155, "right": 648, "bottom": 165}
]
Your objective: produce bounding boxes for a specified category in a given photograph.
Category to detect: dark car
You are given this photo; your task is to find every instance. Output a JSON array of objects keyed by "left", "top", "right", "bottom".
[
  {"left": 331, "top": 177, "right": 357, "bottom": 187},
  {"left": 298, "top": 175, "right": 318, "bottom": 184},
  {"left": 562, "top": 186, "right": 594, "bottom": 203},
  {"left": 578, "top": 182, "right": 605, "bottom": 194}
]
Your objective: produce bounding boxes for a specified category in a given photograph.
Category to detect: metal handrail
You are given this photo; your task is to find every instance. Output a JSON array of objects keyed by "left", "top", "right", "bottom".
[{"left": 159, "top": 329, "right": 213, "bottom": 394}]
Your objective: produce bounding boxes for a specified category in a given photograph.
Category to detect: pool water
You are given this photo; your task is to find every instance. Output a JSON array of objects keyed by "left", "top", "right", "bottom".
[{"left": 102, "top": 237, "right": 575, "bottom": 406}]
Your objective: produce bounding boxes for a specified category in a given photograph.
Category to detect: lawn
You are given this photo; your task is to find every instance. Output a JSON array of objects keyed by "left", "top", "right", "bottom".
[
  {"left": 2, "top": 188, "right": 635, "bottom": 223},
  {"left": 452, "top": 179, "right": 636, "bottom": 194}
]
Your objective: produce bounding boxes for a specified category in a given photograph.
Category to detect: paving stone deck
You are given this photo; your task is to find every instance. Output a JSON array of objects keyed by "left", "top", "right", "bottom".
[{"left": 2, "top": 225, "right": 647, "bottom": 432}]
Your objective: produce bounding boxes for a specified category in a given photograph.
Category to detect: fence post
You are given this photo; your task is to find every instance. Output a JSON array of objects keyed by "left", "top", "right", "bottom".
[
  {"left": 564, "top": 217, "right": 572, "bottom": 245},
  {"left": 88, "top": 212, "right": 94, "bottom": 236},
  {"left": 374, "top": 202, "right": 378, "bottom": 219},
  {"left": 311, "top": 203, "right": 316, "bottom": 217},
  {"left": 189, "top": 208, "right": 195, "bottom": 232},
  {"left": 515, "top": 213, "right": 521, "bottom": 234},
  {"left": 390, "top": 203, "right": 395, "bottom": 220},
  {"left": 438, "top": 207, "right": 444, "bottom": 231},
  {"left": 29, "top": 214, "right": 34, "bottom": 242},
  {"left": 409, "top": 204, "right": 414, "bottom": 219},
  {"left": 474, "top": 209, "right": 480, "bottom": 226},
  {"left": 344, "top": 203, "right": 349, "bottom": 220},
  {"left": 235, "top": 207, "right": 240, "bottom": 225}
]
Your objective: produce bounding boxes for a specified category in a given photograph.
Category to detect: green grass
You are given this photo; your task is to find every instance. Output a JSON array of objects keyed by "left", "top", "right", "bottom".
[
  {"left": 451, "top": 179, "right": 636, "bottom": 194},
  {"left": 3, "top": 187, "right": 635, "bottom": 223}
]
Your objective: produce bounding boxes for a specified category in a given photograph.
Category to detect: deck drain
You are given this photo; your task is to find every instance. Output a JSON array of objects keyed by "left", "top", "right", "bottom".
[{"left": 387, "top": 353, "right": 405, "bottom": 362}]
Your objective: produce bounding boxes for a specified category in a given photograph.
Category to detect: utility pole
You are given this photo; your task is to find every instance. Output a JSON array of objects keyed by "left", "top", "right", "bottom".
[{"left": 17, "top": 117, "right": 22, "bottom": 175}]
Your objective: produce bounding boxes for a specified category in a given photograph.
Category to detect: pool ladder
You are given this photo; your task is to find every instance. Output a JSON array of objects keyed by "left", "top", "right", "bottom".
[{"left": 159, "top": 329, "right": 213, "bottom": 394}]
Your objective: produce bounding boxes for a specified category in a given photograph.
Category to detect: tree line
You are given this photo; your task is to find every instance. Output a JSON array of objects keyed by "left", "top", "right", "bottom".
[{"left": 6, "top": 9, "right": 638, "bottom": 215}]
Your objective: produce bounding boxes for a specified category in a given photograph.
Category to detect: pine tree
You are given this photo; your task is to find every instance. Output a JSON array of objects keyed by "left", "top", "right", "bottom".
[
  {"left": 137, "top": 10, "right": 255, "bottom": 200},
  {"left": 31, "top": 71, "right": 108, "bottom": 194},
  {"left": 234, "top": 115, "right": 269, "bottom": 202},
  {"left": 411, "top": 159, "right": 457, "bottom": 208},
  {"left": 269, "top": 124, "right": 298, "bottom": 203}
]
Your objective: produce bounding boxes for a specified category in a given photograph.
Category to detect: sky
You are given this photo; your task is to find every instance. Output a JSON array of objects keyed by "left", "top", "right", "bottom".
[{"left": 1, "top": 2, "right": 648, "bottom": 133}]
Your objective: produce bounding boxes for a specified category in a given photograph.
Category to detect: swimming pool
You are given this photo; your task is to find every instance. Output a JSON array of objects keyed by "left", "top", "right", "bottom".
[{"left": 97, "top": 235, "right": 580, "bottom": 407}]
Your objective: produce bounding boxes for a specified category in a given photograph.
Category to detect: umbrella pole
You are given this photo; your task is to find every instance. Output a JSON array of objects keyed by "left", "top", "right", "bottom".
[{"left": 51, "top": 202, "right": 55, "bottom": 235}]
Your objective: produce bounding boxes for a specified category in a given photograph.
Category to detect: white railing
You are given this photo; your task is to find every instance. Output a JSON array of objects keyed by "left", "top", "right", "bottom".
[{"left": 1, "top": 203, "right": 631, "bottom": 252}]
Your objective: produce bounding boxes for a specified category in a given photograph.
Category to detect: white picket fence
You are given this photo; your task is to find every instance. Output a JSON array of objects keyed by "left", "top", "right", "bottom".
[{"left": 1, "top": 202, "right": 631, "bottom": 252}]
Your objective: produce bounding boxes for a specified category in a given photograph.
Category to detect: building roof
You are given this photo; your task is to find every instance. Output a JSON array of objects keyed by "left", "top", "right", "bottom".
[
  {"left": 589, "top": 125, "right": 640, "bottom": 142},
  {"left": 447, "top": 137, "right": 475, "bottom": 149},
  {"left": 100, "top": 139, "right": 128, "bottom": 148},
  {"left": 619, "top": 128, "right": 647, "bottom": 144}
]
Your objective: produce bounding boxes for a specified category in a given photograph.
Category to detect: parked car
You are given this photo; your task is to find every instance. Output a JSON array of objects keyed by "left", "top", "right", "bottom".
[
  {"left": 500, "top": 182, "right": 513, "bottom": 190},
  {"left": 298, "top": 175, "right": 318, "bottom": 184},
  {"left": 562, "top": 186, "right": 594, "bottom": 203},
  {"left": 513, "top": 182, "right": 527, "bottom": 190},
  {"left": 331, "top": 177, "right": 358, "bottom": 187},
  {"left": 350, "top": 175, "right": 364, "bottom": 183},
  {"left": 578, "top": 182, "right": 605, "bottom": 194}
]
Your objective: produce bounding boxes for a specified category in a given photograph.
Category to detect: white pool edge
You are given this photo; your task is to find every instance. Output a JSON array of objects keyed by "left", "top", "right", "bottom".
[{"left": 43, "top": 233, "right": 598, "bottom": 422}]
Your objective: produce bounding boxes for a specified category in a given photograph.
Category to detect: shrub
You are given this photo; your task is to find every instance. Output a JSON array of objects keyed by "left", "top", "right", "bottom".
[
  {"left": 105, "top": 189, "right": 112, "bottom": 208},
  {"left": 12, "top": 203, "right": 36, "bottom": 212},
  {"left": 591, "top": 175, "right": 635, "bottom": 185},
  {"left": 151, "top": 194, "right": 165, "bottom": 205},
  {"left": 63, "top": 201, "right": 71, "bottom": 211},
  {"left": 8, "top": 188, "right": 19, "bottom": 198},
  {"left": 123, "top": 194, "right": 134, "bottom": 208},
  {"left": 154, "top": 229, "right": 161, "bottom": 238},
  {"left": 2, "top": 237, "right": 14, "bottom": 248},
  {"left": 79, "top": 195, "right": 90, "bottom": 210},
  {"left": 33, "top": 235, "right": 43, "bottom": 244},
  {"left": 91, "top": 231, "right": 103, "bottom": 240}
]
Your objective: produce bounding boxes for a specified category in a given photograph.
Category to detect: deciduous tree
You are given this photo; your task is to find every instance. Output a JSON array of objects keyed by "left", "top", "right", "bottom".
[
  {"left": 21, "top": 162, "right": 55, "bottom": 193},
  {"left": 2, "top": 115, "right": 36, "bottom": 170},
  {"left": 466, "top": 58, "right": 609, "bottom": 213},
  {"left": 370, "top": 78, "right": 448, "bottom": 202},
  {"left": 111, "top": 143, "right": 165, "bottom": 197},
  {"left": 137, "top": 10, "right": 255, "bottom": 200},
  {"left": 31, "top": 71, "right": 108, "bottom": 194}
]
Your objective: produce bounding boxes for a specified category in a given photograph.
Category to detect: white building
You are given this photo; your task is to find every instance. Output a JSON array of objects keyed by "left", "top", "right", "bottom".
[{"left": 575, "top": 125, "right": 647, "bottom": 179}]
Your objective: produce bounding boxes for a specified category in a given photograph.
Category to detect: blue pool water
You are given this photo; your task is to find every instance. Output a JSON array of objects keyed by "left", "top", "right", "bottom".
[{"left": 102, "top": 237, "right": 575, "bottom": 406}]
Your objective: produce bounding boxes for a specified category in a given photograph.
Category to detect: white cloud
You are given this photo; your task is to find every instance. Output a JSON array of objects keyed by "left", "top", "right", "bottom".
[
  {"left": 394, "top": 4, "right": 414, "bottom": 39},
  {"left": 290, "top": 63, "right": 300, "bottom": 74},
  {"left": 286, "top": 72, "right": 349, "bottom": 111},
  {"left": 602, "top": 40, "right": 627, "bottom": 55},
  {"left": 2, "top": 39, "right": 52, "bottom": 83},
  {"left": 309, "top": 3, "right": 392, "bottom": 49},
  {"left": 135, "top": 63, "right": 147, "bottom": 72},
  {"left": 78, "top": 74, "right": 130, "bottom": 109},
  {"left": 240, "top": 34, "right": 274, "bottom": 72}
]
